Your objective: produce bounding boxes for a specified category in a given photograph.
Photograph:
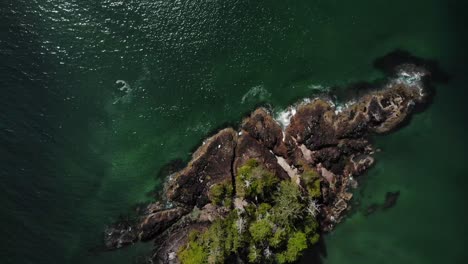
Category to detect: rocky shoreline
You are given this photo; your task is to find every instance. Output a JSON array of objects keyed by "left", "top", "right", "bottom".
[{"left": 102, "top": 62, "right": 432, "bottom": 263}]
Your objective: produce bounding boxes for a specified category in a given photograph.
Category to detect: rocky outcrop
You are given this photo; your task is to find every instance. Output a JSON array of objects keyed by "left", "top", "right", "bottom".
[
  {"left": 138, "top": 207, "right": 190, "bottom": 241},
  {"left": 102, "top": 63, "right": 433, "bottom": 263},
  {"left": 104, "top": 218, "right": 139, "bottom": 249},
  {"left": 241, "top": 108, "right": 287, "bottom": 156},
  {"left": 234, "top": 132, "right": 289, "bottom": 181},
  {"left": 166, "top": 128, "right": 237, "bottom": 207}
]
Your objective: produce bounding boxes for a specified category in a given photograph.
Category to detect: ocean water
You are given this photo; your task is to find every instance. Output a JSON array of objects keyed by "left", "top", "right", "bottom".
[{"left": 1, "top": 1, "right": 467, "bottom": 263}]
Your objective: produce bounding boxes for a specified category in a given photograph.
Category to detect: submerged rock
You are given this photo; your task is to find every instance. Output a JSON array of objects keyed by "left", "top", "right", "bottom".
[
  {"left": 102, "top": 63, "right": 433, "bottom": 263},
  {"left": 383, "top": 191, "right": 401, "bottom": 210},
  {"left": 104, "top": 218, "right": 139, "bottom": 249},
  {"left": 363, "top": 191, "right": 401, "bottom": 216}
]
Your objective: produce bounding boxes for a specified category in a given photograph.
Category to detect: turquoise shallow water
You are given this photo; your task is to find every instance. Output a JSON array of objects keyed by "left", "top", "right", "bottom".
[{"left": 1, "top": 0, "right": 467, "bottom": 263}]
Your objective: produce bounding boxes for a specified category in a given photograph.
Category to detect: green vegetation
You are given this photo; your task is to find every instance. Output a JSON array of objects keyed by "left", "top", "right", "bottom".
[
  {"left": 301, "top": 168, "right": 322, "bottom": 198},
  {"left": 178, "top": 159, "right": 321, "bottom": 264},
  {"left": 178, "top": 214, "right": 236, "bottom": 263},
  {"left": 269, "top": 227, "right": 286, "bottom": 248},
  {"left": 178, "top": 240, "right": 208, "bottom": 264},
  {"left": 209, "top": 180, "right": 234, "bottom": 207},
  {"left": 236, "top": 159, "right": 279, "bottom": 200},
  {"left": 277, "top": 232, "right": 308, "bottom": 264},
  {"left": 249, "top": 219, "right": 273, "bottom": 242},
  {"left": 272, "top": 181, "right": 304, "bottom": 226},
  {"left": 248, "top": 244, "right": 261, "bottom": 263}
]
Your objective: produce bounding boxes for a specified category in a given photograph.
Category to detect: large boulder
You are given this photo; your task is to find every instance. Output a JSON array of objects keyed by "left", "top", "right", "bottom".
[{"left": 241, "top": 108, "right": 287, "bottom": 156}]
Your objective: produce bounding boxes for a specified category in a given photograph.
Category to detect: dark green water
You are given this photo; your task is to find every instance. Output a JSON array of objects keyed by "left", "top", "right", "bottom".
[{"left": 1, "top": 1, "right": 467, "bottom": 263}]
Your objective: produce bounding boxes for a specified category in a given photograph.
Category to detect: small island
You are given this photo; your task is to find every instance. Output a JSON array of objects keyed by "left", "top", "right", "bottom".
[{"left": 103, "top": 62, "right": 432, "bottom": 264}]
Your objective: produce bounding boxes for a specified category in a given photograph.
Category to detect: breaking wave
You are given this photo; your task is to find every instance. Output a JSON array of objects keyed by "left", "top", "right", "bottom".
[{"left": 275, "top": 106, "right": 297, "bottom": 129}]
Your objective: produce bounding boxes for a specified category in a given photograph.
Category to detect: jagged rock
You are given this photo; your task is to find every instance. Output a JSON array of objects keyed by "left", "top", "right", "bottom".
[
  {"left": 241, "top": 108, "right": 287, "bottom": 156},
  {"left": 138, "top": 207, "right": 190, "bottom": 241},
  {"left": 286, "top": 99, "right": 338, "bottom": 150},
  {"left": 166, "top": 128, "right": 238, "bottom": 207},
  {"left": 104, "top": 218, "right": 139, "bottom": 249}
]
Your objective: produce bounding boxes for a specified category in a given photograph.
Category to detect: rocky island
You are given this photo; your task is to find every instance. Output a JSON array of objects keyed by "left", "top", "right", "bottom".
[{"left": 102, "top": 60, "right": 434, "bottom": 263}]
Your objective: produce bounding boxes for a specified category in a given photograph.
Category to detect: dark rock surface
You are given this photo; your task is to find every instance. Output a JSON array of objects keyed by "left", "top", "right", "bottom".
[
  {"left": 234, "top": 132, "right": 289, "bottom": 180},
  {"left": 138, "top": 207, "right": 190, "bottom": 241},
  {"left": 104, "top": 217, "right": 139, "bottom": 249},
  {"left": 241, "top": 108, "right": 286, "bottom": 155},
  {"left": 166, "top": 128, "right": 237, "bottom": 207}
]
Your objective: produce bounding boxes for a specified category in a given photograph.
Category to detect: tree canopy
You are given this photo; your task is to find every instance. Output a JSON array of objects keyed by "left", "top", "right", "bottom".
[{"left": 178, "top": 159, "right": 321, "bottom": 264}]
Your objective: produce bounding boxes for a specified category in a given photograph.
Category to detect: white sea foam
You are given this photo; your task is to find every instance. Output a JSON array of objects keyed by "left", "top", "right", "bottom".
[
  {"left": 241, "top": 85, "right": 271, "bottom": 104},
  {"left": 275, "top": 106, "right": 297, "bottom": 129},
  {"left": 396, "top": 70, "right": 424, "bottom": 86},
  {"left": 113, "top": 80, "right": 133, "bottom": 104},
  {"left": 113, "top": 64, "right": 150, "bottom": 105},
  {"left": 185, "top": 121, "right": 211, "bottom": 135},
  {"left": 393, "top": 68, "right": 427, "bottom": 98},
  {"left": 334, "top": 105, "right": 344, "bottom": 115},
  {"left": 116, "top": 80, "right": 131, "bottom": 92},
  {"left": 274, "top": 97, "right": 327, "bottom": 131},
  {"left": 334, "top": 99, "right": 356, "bottom": 115},
  {"left": 307, "top": 84, "right": 329, "bottom": 92}
]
